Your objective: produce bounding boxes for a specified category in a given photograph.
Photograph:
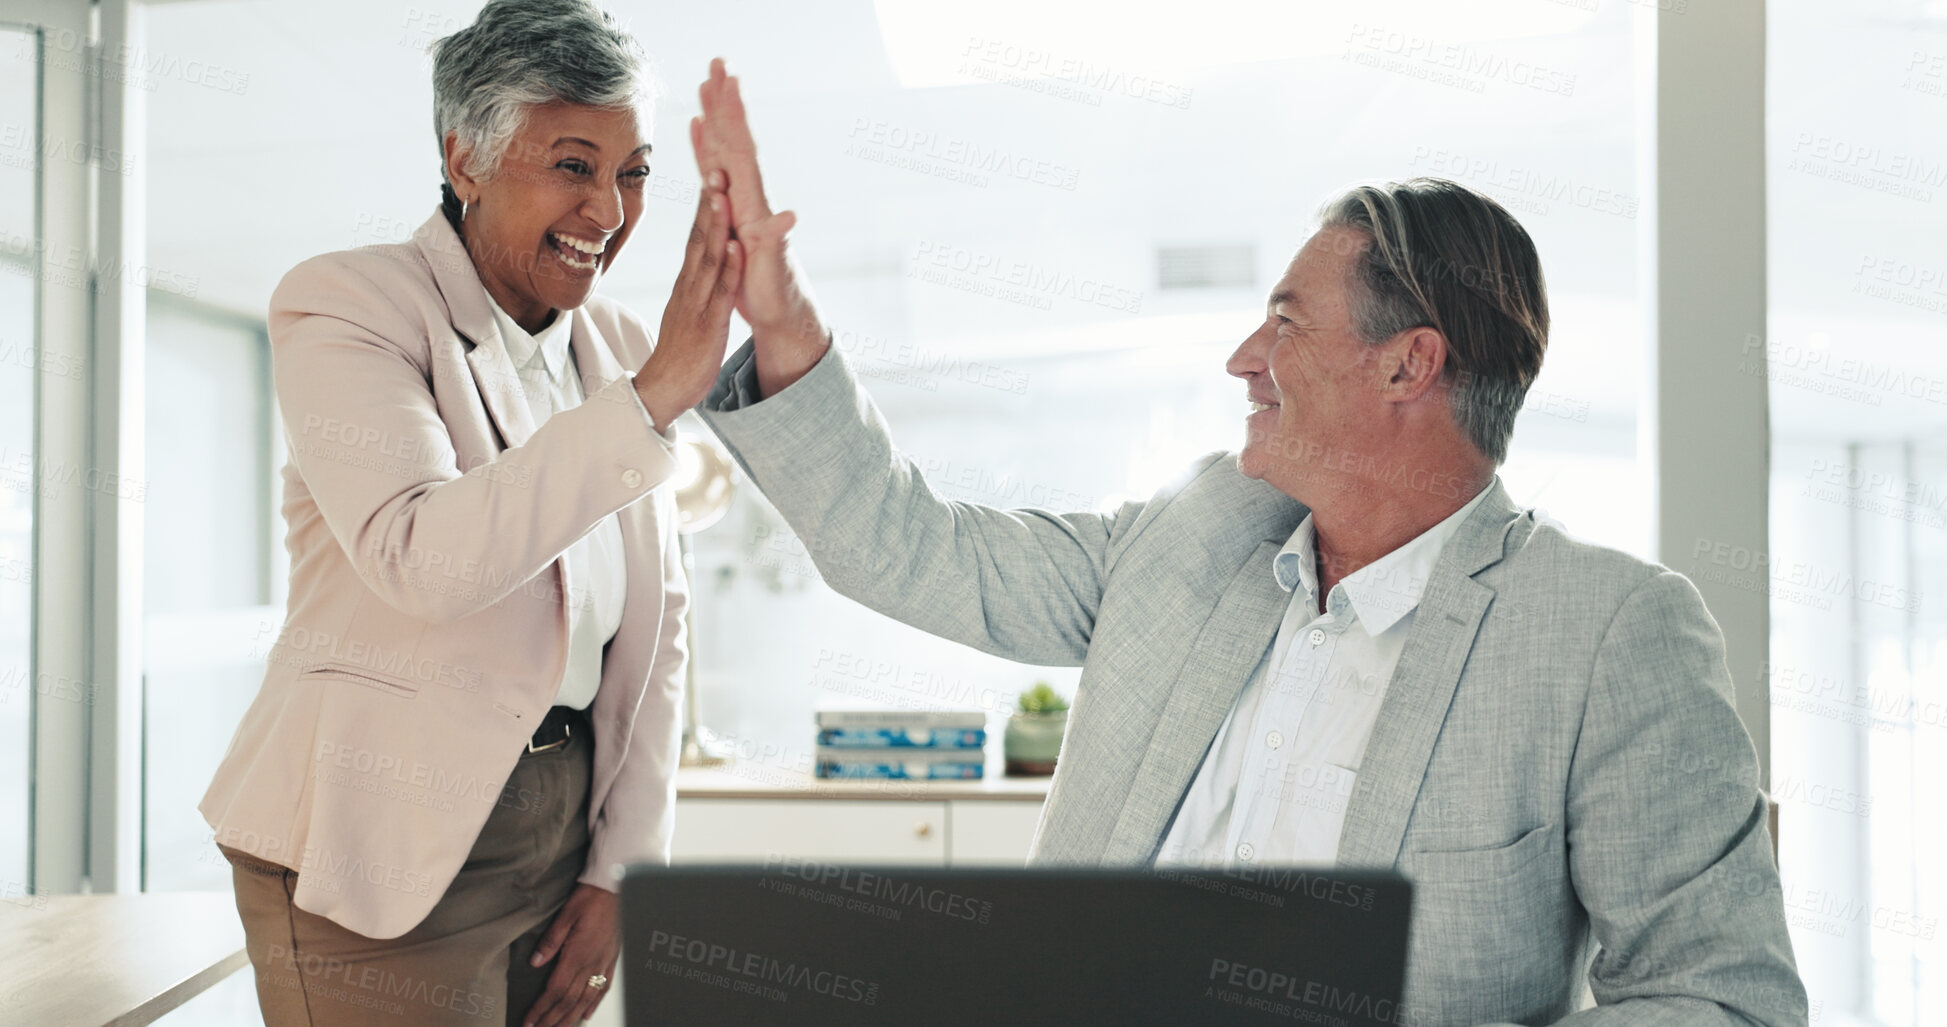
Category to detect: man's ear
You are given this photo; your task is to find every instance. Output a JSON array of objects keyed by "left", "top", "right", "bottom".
[{"left": 1384, "top": 326, "right": 1448, "bottom": 403}]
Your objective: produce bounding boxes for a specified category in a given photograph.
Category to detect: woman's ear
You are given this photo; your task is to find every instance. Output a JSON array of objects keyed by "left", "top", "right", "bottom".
[{"left": 442, "top": 132, "right": 477, "bottom": 202}]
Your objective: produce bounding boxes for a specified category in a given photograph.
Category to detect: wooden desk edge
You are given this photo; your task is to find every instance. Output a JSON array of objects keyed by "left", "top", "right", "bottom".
[{"left": 106, "top": 947, "right": 251, "bottom": 1027}]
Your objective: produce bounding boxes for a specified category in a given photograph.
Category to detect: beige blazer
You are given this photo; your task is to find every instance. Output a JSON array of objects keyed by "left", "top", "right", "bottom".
[{"left": 200, "top": 207, "right": 687, "bottom": 940}]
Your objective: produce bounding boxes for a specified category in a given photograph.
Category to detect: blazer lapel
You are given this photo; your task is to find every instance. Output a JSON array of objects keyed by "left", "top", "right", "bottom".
[
  {"left": 1335, "top": 479, "right": 1525, "bottom": 869},
  {"left": 567, "top": 306, "right": 627, "bottom": 394},
  {"left": 1102, "top": 537, "right": 1293, "bottom": 863},
  {"left": 578, "top": 301, "right": 648, "bottom": 772},
  {"left": 465, "top": 341, "right": 538, "bottom": 451},
  {"left": 412, "top": 209, "right": 539, "bottom": 450}
]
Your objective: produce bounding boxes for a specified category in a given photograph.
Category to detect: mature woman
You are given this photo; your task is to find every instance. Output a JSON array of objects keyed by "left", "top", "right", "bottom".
[{"left": 197, "top": 2, "right": 743, "bottom": 1024}]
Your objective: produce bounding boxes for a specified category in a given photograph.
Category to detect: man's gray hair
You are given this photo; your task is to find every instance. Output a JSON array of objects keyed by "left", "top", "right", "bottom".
[
  {"left": 1317, "top": 178, "right": 1549, "bottom": 466},
  {"left": 431, "top": 0, "right": 652, "bottom": 187}
]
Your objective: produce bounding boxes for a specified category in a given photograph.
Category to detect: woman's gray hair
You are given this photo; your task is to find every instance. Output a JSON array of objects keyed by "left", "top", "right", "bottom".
[{"left": 431, "top": 0, "right": 653, "bottom": 191}]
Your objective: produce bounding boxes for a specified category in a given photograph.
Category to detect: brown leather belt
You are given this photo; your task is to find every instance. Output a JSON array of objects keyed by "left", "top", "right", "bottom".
[{"left": 525, "top": 704, "right": 586, "bottom": 755}]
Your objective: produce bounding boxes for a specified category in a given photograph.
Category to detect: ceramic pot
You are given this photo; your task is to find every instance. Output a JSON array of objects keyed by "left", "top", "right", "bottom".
[{"left": 1004, "top": 710, "right": 1067, "bottom": 776}]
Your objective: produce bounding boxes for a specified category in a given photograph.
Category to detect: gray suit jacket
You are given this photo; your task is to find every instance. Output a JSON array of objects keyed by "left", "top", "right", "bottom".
[{"left": 699, "top": 340, "right": 1807, "bottom": 1026}]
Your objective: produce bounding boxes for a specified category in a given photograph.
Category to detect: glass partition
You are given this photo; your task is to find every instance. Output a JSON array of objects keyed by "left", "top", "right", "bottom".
[
  {"left": 0, "top": 20, "right": 38, "bottom": 900},
  {"left": 1768, "top": 1, "right": 1947, "bottom": 1022}
]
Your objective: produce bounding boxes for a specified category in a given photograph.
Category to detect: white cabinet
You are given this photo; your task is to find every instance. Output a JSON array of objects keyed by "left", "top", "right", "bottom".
[
  {"left": 670, "top": 769, "right": 1049, "bottom": 868},
  {"left": 672, "top": 799, "right": 950, "bottom": 865},
  {"left": 947, "top": 801, "right": 1043, "bottom": 866}
]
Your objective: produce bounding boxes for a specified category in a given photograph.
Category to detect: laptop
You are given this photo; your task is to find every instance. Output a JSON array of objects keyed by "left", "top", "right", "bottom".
[{"left": 621, "top": 861, "right": 1412, "bottom": 1026}]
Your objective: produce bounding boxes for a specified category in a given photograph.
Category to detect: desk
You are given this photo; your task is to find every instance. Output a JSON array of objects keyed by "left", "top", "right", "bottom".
[{"left": 0, "top": 892, "right": 246, "bottom": 1026}]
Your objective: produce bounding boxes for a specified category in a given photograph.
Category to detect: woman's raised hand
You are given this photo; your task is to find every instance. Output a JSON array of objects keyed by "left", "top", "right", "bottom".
[
  {"left": 633, "top": 171, "right": 744, "bottom": 432},
  {"left": 693, "top": 57, "right": 828, "bottom": 398}
]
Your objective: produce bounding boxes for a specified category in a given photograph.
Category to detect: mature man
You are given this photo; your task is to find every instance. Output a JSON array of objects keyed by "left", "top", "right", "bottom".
[{"left": 686, "top": 63, "right": 1805, "bottom": 1026}]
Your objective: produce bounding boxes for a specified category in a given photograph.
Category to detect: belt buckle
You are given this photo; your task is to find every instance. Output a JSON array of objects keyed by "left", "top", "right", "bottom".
[{"left": 526, "top": 721, "right": 570, "bottom": 754}]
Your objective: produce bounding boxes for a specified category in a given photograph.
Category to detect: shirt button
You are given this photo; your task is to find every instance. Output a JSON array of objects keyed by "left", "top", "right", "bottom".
[
  {"left": 620, "top": 469, "right": 644, "bottom": 489},
  {"left": 1266, "top": 730, "right": 1284, "bottom": 750},
  {"left": 1308, "top": 628, "right": 1326, "bottom": 647},
  {"left": 1235, "top": 842, "right": 1255, "bottom": 862}
]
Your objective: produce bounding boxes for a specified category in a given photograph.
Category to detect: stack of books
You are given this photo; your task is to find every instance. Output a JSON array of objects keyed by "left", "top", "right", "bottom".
[{"left": 814, "top": 710, "right": 987, "bottom": 780}]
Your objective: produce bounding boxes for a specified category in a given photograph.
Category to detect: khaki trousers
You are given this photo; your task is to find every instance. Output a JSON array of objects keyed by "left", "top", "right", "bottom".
[{"left": 218, "top": 714, "right": 595, "bottom": 1027}]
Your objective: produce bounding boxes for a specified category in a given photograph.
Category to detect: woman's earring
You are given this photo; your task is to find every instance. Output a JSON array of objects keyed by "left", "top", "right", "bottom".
[{"left": 461, "top": 196, "right": 469, "bottom": 221}]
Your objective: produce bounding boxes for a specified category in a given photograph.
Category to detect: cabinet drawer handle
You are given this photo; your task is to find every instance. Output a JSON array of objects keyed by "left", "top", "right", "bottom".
[{"left": 914, "top": 821, "right": 933, "bottom": 838}]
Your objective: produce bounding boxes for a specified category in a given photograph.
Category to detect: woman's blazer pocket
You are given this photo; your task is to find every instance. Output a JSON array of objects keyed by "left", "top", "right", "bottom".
[{"left": 299, "top": 663, "right": 420, "bottom": 700}]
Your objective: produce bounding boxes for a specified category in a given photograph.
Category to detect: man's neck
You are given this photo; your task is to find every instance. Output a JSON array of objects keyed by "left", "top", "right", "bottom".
[{"left": 1306, "top": 471, "right": 1492, "bottom": 611}]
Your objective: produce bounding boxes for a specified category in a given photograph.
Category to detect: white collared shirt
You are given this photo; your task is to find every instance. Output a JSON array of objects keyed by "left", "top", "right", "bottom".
[
  {"left": 1155, "top": 483, "right": 1493, "bottom": 867},
  {"left": 478, "top": 294, "right": 650, "bottom": 711}
]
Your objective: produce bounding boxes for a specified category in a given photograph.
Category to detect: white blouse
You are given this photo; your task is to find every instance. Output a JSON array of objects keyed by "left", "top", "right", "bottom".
[{"left": 478, "top": 292, "right": 658, "bottom": 711}]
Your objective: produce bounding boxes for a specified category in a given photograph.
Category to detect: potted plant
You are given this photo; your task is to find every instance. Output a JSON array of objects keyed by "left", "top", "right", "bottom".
[{"left": 1004, "top": 681, "right": 1069, "bottom": 776}]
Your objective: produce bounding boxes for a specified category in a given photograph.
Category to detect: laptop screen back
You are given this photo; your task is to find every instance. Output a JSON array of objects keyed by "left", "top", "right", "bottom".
[{"left": 622, "top": 862, "right": 1412, "bottom": 1027}]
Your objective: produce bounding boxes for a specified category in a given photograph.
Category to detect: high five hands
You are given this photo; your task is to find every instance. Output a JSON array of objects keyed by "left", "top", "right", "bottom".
[
  {"left": 634, "top": 58, "right": 827, "bottom": 431},
  {"left": 690, "top": 57, "right": 830, "bottom": 400}
]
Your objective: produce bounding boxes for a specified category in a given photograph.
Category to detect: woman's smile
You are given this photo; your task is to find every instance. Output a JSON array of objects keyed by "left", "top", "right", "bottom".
[{"left": 545, "top": 231, "right": 606, "bottom": 275}]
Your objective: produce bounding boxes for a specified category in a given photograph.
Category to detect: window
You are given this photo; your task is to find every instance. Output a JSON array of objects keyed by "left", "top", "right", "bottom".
[
  {"left": 133, "top": 0, "right": 1650, "bottom": 811},
  {"left": 1768, "top": 1, "right": 1947, "bottom": 1022},
  {"left": 0, "top": 21, "right": 37, "bottom": 896},
  {"left": 120, "top": 3, "right": 1940, "bottom": 1024},
  {"left": 141, "top": 295, "right": 278, "bottom": 892},
  {"left": 672, "top": 0, "right": 1647, "bottom": 768}
]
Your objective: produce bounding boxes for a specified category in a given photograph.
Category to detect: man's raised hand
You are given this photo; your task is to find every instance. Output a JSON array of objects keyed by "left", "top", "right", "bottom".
[{"left": 692, "top": 57, "right": 827, "bottom": 397}]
